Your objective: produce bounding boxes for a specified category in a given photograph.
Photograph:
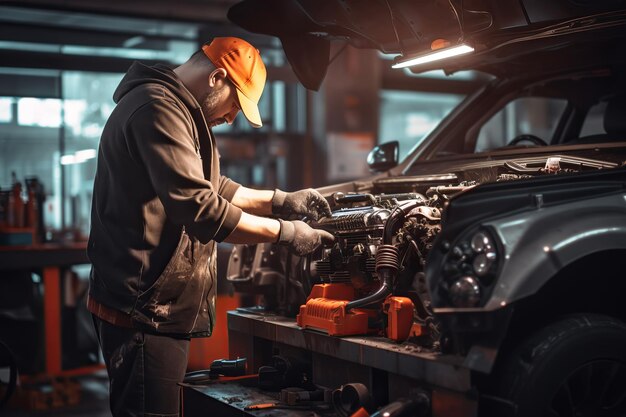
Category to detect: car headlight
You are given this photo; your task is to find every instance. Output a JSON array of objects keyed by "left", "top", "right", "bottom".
[
  {"left": 448, "top": 275, "right": 481, "bottom": 307},
  {"left": 440, "top": 228, "right": 500, "bottom": 308}
]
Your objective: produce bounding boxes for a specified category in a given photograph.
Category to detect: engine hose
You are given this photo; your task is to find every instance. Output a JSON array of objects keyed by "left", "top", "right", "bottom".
[
  {"left": 345, "top": 245, "right": 398, "bottom": 310},
  {"left": 346, "top": 199, "right": 421, "bottom": 311},
  {"left": 425, "top": 185, "right": 472, "bottom": 199},
  {"left": 383, "top": 201, "right": 423, "bottom": 243}
]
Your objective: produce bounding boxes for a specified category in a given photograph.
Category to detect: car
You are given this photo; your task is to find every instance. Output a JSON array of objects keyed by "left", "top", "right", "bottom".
[{"left": 220, "top": 1, "right": 626, "bottom": 416}]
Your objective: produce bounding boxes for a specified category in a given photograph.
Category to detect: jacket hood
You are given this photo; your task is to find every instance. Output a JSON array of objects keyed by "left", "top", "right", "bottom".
[{"left": 113, "top": 62, "right": 199, "bottom": 110}]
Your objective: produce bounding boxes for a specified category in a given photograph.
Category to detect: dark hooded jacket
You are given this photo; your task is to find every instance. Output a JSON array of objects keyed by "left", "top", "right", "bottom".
[{"left": 88, "top": 62, "right": 242, "bottom": 337}]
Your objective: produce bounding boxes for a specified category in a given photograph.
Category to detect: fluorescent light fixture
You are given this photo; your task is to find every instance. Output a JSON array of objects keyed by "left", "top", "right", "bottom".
[
  {"left": 392, "top": 44, "right": 474, "bottom": 69},
  {"left": 60, "top": 149, "right": 97, "bottom": 165},
  {"left": 60, "top": 155, "right": 76, "bottom": 165},
  {"left": 75, "top": 149, "right": 97, "bottom": 162}
]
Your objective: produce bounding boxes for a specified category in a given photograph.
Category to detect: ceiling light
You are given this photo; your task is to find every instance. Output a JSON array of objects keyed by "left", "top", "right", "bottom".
[
  {"left": 392, "top": 43, "right": 474, "bottom": 69},
  {"left": 75, "top": 149, "right": 97, "bottom": 162},
  {"left": 60, "top": 149, "right": 97, "bottom": 165}
]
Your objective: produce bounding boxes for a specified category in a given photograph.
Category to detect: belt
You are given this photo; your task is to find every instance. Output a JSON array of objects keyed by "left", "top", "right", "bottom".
[{"left": 87, "top": 295, "right": 134, "bottom": 329}]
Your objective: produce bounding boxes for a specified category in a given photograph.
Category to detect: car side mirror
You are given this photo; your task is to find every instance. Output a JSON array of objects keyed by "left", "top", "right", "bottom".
[{"left": 367, "top": 141, "right": 399, "bottom": 172}]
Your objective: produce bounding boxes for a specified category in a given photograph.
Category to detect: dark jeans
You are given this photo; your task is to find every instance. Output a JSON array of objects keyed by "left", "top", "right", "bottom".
[{"left": 92, "top": 315, "right": 190, "bottom": 417}]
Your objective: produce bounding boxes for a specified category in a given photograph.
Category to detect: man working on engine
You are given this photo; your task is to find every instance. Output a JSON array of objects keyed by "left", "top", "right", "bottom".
[{"left": 87, "top": 37, "right": 333, "bottom": 417}]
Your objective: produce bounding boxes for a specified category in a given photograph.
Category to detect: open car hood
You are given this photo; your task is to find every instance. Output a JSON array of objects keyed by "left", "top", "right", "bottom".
[{"left": 228, "top": 0, "right": 626, "bottom": 89}]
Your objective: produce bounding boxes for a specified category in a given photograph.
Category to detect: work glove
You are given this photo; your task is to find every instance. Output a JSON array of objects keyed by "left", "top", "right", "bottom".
[
  {"left": 277, "top": 219, "right": 335, "bottom": 256},
  {"left": 272, "top": 188, "right": 332, "bottom": 221}
]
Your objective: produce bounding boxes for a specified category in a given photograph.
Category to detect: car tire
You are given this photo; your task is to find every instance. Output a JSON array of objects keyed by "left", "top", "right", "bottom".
[{"left": 493, "top": 314, "right": 626, "bottom": 417}]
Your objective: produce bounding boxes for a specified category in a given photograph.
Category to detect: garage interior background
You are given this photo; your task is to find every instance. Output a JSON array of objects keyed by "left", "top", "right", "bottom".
[{"left": 0, "top": 0, "right": 497, "bottom": 414}]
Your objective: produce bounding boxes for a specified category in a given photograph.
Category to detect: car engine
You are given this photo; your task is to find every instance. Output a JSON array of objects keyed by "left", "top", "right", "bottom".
[
  {"left": 227, "top": 186, "right": 476, "bottom": 349},
  {"left": 226, "top": 156, "right": 616, "bottom": 348}
]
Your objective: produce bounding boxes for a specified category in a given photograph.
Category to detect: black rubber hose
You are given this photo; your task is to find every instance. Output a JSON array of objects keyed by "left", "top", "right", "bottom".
[
  {"left": 345, "top": 199, "right": 423, "bottom": 311},
  {"left": 345, "top": 245, "right": 398, "bottom": 310},
  {"left": 383, "top": 201, "right": 422, "bottom": 243}
]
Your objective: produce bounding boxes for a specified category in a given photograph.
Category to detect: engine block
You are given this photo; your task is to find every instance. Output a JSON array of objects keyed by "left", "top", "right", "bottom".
[{"left": 307, "top": 195, "right": 441, "bottom": 286}]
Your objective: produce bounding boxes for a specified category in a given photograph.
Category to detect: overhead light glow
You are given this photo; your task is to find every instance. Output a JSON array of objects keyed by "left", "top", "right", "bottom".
[
  {"left": 392, "top": 44, "right": 474, "bottom": 69},
  {"left": 60, "top": 155, "right": 76, "bottom": 165},
  {"left": 75, "top": 149, "right": 97, "bottom": 162},
  {"left": 60, "top": 149, "right": 97, "bottom": 165}
]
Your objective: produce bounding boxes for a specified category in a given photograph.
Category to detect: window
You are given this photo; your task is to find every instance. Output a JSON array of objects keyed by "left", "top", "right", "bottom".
[
  {"left": 379, "top": 90, "right": 464, "bottom": 161},
  {"left": 17, "top": 98, "right": 62, "bottom": 127},
  {"left": 0, "top": 97, "right": 12, "bottom": 123},
  {"left": 579, "top": 101, "right": 607, "bottom": 137},
  {"left": 475, "top": 97, "right": 567, "bottom": 152},
  {"left": 0, "top": 70, "right": 123, "bottom": 237}
]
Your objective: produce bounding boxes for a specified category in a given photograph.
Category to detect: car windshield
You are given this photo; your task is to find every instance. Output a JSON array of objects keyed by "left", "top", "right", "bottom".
[
  {"left": 399, "top": 66, "right": 626, "bottom": 171},
  {"left": 381, "top": 90, "right": 465, "bottom": 161},
  {"left": 378, "top": 68, "right": 489, "bottom": 162}
]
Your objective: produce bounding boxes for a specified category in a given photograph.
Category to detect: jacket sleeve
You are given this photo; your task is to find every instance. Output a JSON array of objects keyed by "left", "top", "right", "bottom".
[
  {"left": 218, "top": 176, "right": 241, "bottom": 202},
  {"left": 125, "top": 98, "right": 242, "bottom": 243}
]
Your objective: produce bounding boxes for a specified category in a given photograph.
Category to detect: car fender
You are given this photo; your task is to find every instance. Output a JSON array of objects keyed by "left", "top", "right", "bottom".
[{"left": 483, "top": 192, "right": 626, "bottom": 311}]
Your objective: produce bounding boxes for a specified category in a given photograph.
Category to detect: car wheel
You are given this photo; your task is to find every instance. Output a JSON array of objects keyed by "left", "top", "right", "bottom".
[{"left": 493, "top": 314, "right": 626, "bottom": 417}]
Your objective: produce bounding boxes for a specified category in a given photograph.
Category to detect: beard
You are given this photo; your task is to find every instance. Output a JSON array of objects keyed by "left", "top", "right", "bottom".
[{"left": 201, "top": 89, "right": 226, "bottom": 128}]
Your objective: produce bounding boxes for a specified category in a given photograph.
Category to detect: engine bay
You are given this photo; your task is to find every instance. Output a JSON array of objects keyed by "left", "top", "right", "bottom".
[{"left": 226, "top": 154, "right": 621, "bottom": 353}]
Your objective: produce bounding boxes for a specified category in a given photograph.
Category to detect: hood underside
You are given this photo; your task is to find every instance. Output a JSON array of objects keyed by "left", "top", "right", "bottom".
[{"left": 228, "top": 0, "right": 626, "bottom": 89}]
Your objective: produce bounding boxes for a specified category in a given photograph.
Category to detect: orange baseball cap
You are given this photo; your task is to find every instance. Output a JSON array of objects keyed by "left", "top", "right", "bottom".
[{"left": 202, "top": 37, "right": 267, "bottom": 128}]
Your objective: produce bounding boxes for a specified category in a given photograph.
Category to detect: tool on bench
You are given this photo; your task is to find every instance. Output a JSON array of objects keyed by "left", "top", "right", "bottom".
[{"left": 183, "top": 357, "right": 247, "bottom": 384}]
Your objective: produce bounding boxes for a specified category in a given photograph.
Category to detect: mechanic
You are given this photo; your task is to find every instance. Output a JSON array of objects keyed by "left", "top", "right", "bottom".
[{"left": 86, "top": 37, "right": 333, "bottom": 417}]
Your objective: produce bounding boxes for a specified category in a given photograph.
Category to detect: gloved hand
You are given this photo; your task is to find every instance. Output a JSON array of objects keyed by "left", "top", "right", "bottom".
[
  {"left": 277, "top": 219, "right": 334, "bottom": 256},
  {"left": 272, "top": 189, "right": 332, "bottom": 221}
]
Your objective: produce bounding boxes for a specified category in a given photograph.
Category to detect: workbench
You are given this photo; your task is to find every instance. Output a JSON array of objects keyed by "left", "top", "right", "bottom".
[
  {"left": 182, "top": 377, "right": 337, "bottom": 417},
  {"left": 0, "top": 243, "right": 102, "bottom": 378},
  {"left": 182, "top": 310, "right": 478, "bottom": 416}
]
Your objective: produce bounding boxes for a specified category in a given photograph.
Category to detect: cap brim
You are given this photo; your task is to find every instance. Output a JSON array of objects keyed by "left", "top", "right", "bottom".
[{"left": 235, "top": 88, "right": 262, "bottom": 128}]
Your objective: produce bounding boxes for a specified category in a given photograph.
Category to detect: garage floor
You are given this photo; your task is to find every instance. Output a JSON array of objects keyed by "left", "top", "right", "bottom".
[{"left": 3, "top": 371, "right": 110, "bottom": 417}]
